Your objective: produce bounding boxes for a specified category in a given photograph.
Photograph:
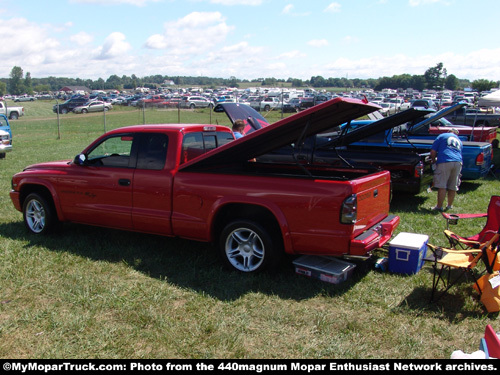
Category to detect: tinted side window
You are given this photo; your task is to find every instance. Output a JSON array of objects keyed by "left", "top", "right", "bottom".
[{"left": 137, "top": 133, "right": 169, "bottom": 170}]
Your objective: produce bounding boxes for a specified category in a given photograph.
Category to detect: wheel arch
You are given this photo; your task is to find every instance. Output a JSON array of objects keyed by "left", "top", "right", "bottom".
[
  {"left": 18, "top": 183, "right": 63, "bottom": 221},
  {"left": 210, "top": 202, "right": 292, "bottom": 254}
]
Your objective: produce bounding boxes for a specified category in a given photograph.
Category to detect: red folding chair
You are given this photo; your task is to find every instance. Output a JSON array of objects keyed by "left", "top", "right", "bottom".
[{"left": 442, "top": 195, "right": 500, "bottom": 249}]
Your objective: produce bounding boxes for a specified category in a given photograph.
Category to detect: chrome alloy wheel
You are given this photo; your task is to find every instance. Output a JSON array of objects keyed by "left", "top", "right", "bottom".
[
  {"left": 25, "top": 198, "right": 46, "bottom": 234},
  {"left": 225, "top": 227, "right": 265, "bottom": 272}
]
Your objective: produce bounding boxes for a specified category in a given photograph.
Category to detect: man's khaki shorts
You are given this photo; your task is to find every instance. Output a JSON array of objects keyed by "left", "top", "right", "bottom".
[{"left": 433, "top": 161, "right": 462, "bottom": 190}]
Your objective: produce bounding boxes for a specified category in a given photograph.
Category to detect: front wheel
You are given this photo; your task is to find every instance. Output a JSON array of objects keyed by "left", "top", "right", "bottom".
[
  {"left": 219, "top": 220, "right": 282, "bottom": 273},
  {"left": 22, "top": 193, "right": 58, "bottom": 235}
]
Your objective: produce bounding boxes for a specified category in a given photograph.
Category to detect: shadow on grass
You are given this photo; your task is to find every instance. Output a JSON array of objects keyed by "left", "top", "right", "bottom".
[
  {"left": 391, "top": 180, "right": 484, "bottom": 216},
  {"left": 0, "top": 221, "right": 375, "bottom": 302},
  {"left": 396, "top": 266, "right": 491, "bottom": 320}
]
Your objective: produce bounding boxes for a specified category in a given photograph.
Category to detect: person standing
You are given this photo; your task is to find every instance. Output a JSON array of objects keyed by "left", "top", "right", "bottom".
[{"left": 430, "top": 128, "right": 463, "bottom": 211}]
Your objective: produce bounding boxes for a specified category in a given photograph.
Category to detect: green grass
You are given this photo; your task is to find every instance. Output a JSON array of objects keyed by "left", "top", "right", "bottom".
[{"left": 0, "top": 100, "right": 499, "bottom": 359}]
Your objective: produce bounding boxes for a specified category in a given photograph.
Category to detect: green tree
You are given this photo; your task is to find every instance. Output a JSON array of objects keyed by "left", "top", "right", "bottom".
[
  {"left": 24, "top": 72, "right": 33, "bottom": 94},
  {"left": 8, "top": 66, "right": 25, "bottom": 95},
  {"left": 472, "top": 79, "right": 496, "bottom": 92},
  {"left": 0, "top": 81, "right": 6, "bottom": 96},
  {"left": 445, "top": 74, "right": 459, "bottom": 91},
  {"left": 424, "top": 62, "right": 447, "bottom": 90}
]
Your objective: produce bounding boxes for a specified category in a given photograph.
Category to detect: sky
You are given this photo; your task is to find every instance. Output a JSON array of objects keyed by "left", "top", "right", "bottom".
[{"left": 1, "top": 0, "right": 500, "bottom": 82}]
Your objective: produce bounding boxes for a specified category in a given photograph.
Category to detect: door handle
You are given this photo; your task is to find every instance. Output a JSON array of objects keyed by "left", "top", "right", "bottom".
[{"left": 119, "top": 179, "right": 131, "bottom": 186}]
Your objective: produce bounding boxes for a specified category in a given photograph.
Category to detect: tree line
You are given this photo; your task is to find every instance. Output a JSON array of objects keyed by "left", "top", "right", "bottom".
[{"left": 2, "top": 63, "right": 499, "bottom": 96}]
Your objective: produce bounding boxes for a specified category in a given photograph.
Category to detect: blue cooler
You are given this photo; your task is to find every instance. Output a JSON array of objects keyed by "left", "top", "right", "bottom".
[{"left": 388, "top": 232, "right": 429, "bottom": 274}]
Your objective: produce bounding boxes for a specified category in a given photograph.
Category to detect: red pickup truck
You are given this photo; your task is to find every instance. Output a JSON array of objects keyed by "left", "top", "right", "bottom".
[{"left": 10, "top": 98, "right": 400, "bottom": 273}]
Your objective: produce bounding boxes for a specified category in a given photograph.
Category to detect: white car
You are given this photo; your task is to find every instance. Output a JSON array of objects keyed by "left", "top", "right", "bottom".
[
  {"left": 73, "top": 101, "right": 113, "bottom": 114},
  {"left": 379, "top": 102, "right": 397, "bottom": 116}
]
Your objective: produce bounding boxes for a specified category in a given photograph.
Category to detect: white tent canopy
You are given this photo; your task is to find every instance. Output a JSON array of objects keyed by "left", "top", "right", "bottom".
[{"left": 478, "top": 90, "right": 500, "bottom": 107}]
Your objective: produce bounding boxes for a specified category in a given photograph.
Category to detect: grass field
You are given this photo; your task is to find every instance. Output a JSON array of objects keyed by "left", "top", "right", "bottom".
[{"left": 0, "top": 99, "right": 499, "bottom": 359}]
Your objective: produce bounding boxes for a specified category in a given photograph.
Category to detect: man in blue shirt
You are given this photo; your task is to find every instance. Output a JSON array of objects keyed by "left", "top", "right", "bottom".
[{"left": 430, "top": 128, "right": 463, "bottom": 211}]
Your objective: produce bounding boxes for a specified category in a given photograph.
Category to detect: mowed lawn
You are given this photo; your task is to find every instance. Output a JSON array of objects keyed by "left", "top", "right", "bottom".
[{"left": 0, "top": 99, "right": 499, "bottom": 359}]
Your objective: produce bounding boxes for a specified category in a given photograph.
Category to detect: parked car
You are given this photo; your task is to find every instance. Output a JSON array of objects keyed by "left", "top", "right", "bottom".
[
  {"left": 14, "top": 95, "right": 37, "bottom": 102},
  {"left": 179, "top": 96, "right": 213, "bottom": 109},
  {"left": 379, "top": 102, "right": 397, "bottom": 116},
  {"left": 72, "top": 101, "right": 113, "bottom": 114},
  {"left": 53, "top": 97, "right": 89, "bottom": 114},
  {"left": 410, "top": 99, "right": 438, "bottom": 110},
  {"left": 159, "top": 97, "right": 182, "bottom": 108}
]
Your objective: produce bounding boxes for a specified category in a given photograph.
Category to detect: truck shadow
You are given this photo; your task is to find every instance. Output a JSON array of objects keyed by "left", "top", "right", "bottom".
[{"left": 0, "top": 221, "right": 373, "bottom": 302}]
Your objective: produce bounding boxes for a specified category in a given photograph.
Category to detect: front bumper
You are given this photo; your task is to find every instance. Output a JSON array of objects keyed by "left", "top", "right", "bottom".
[{"left": 0, "top": 144, "right": 12, "bottom": 154}]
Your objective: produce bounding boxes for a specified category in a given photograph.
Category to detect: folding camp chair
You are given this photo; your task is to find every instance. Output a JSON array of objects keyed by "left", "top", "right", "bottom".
[
  {"left": 442, "top": 195, "right": 500, "bottom": 249},
  {"left": 427, "top": 243, "right": 484, "bottom": 302},
  {"left": 428, "top": 233, "right": 500, "bottom": 303}
]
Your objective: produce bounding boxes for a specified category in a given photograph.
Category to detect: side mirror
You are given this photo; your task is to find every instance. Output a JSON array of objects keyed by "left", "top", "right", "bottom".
[{"left": 74, "top": 153, "right": 87, "bottom": 165}]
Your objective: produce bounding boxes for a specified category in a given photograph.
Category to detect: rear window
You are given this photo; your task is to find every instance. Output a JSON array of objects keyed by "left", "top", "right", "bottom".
[{"left": 181, "top": 131, "right": 234, "bottom": 164}]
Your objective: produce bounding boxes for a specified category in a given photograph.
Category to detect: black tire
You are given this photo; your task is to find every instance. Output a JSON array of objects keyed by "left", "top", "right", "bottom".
[
  {"left": 219, "top": 220, "right": 282, "bottom": 273},
  {"left": 190, "top": 103, "right": 195, "bottom": 109},
  {"left": 82, "top": 109, "right": 88, "bottom": 114},
  {"left": 9, "top": 112, "right": 18, "bottom": 120},
  {"left": 61, "top": 108, "right": 68, "bottom": 114},
  {"left": 22, "top": 193, "right": 58, "bottom": 235},
  {"left": 264, "top": 105, "right": 271, "bottom": 111}
]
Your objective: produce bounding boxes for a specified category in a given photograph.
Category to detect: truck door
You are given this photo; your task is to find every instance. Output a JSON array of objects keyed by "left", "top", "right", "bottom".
[
  {"left": 58, "top": 133, "right": 135, "bottom": 229},
  {"left": 131, "top": 133, "right": 173, "bottom": 235}
]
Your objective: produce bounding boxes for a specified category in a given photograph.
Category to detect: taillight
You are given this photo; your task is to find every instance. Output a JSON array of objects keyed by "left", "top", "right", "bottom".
[
  {"left": 476, "top": 152, "right": 484, "bottom": 166},
  {"left": 414, "top": 161, "right": 424, "bottom": 178},
  {"left": 341, "top": 194, "right": 357, "bottom": 224}
]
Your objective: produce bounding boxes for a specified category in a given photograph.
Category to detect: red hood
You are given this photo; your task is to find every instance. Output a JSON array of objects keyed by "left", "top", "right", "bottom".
[{"left": 23, "top": 160, "right": 72, "bottom": 170}]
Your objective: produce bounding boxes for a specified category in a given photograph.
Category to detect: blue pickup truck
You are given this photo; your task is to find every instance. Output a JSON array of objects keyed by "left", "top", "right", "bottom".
[
  {"left": 350, "top": 113, "right": 493, "bottom": 181},
  {"left": 0, "top": 114, "right": 12, "bottom": 159}
]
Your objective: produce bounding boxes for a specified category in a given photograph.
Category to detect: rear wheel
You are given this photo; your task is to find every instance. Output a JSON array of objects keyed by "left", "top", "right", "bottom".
[
  {"left": 219, "top": 220, "right": 282, "bottom": 273},
  {"left": 9, "top": 112, "right": 18, "bottom": 120},
  {"left": 22, "top": 193, "right": 58, "bottom": 235}
]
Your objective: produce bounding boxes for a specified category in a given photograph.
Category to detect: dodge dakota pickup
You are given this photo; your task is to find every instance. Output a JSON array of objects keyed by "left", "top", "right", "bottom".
[{"left": 10, "top": 98, "right": 400, "bottom": 273}]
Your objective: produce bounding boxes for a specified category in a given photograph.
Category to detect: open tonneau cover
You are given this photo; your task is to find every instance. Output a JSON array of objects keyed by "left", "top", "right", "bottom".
[
  {"left": 407, "top": 103, "right": 466, "bottom": 132},
  {"left": 180, "top": 98, "right": 381, "bottom": 171},
  {"left": 213, "top": 102, "right": 269, "bottom": 134}
]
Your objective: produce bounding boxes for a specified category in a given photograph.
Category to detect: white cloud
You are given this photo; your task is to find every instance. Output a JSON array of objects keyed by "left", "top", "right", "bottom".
[
  {"left": 324, "top": 2, "right": 341, "bottom": 13},
  {"left": 282, "top": 4, "right": 294, "bottom": 14},
  {"left": 144, "top": 12, "right": 234, "bottom": 55},
  {"left": 308, "top": 39, "right": 329, "bottom": 47},
  {"left": 94, "top": 32, "right": 132, "bottom": 60},
  {"left": 70, "top": 31, "right": 94, "bottom": 46}
]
